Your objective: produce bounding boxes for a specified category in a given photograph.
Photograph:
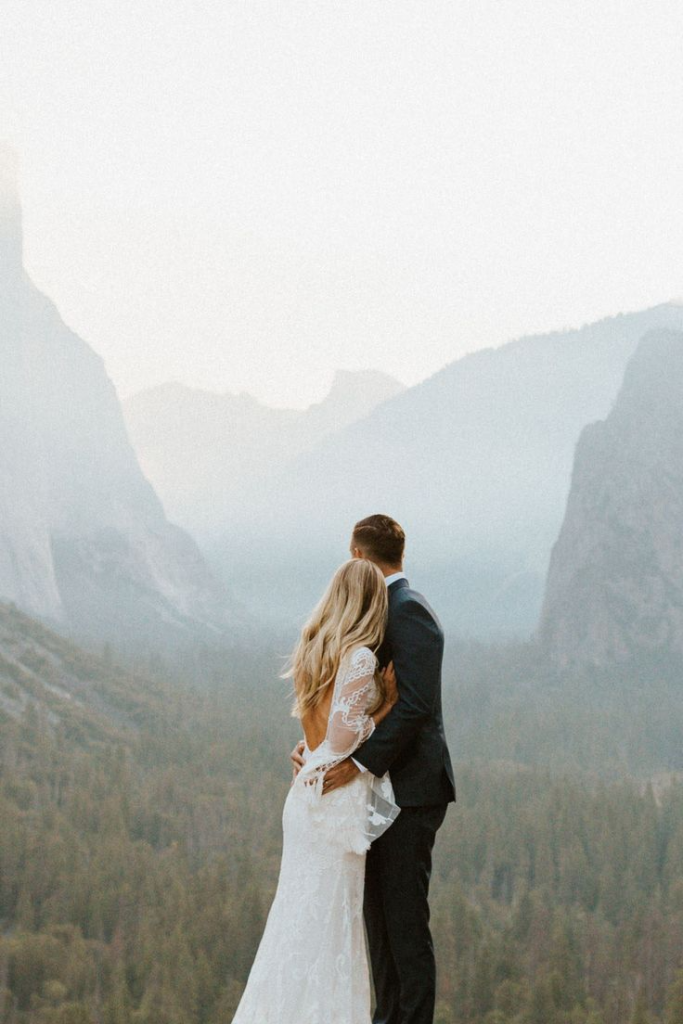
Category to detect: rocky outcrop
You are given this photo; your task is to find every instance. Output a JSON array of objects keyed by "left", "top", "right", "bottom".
[
  {"left": 0, "top": 599, "right": 167, "bottom": 736},
  {"left": 0, "top": 144, "right": 244, "bottom": 650},
  {"left": 538, "top": 329, "right": 683, "bottom": 667}
]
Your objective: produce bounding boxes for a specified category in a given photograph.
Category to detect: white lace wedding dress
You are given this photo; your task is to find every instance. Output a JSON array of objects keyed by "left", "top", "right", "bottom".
[{"left": 231, "top": 645, "right": 400, "bottom": 1023}]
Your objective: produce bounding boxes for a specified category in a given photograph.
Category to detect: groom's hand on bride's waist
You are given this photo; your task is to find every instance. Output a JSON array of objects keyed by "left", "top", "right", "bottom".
[
  {"left": 290, "top": 740, "right": 305, "bottom": 781},
  {"left": 322, "top": 758, "right": 360, "bottom": 795}
]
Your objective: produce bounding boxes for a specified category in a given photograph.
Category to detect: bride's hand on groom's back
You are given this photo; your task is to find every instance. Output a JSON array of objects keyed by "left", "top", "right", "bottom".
[
  {"left": 382, "top": 661, "right": 399, "bottom": 706},
  {"left": 371, "top": 661, "right": 399, "bottom": 727}
]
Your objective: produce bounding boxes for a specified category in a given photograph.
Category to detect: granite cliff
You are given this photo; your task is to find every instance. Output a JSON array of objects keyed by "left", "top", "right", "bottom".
[
  {"left": 0, "top": 145, "right": 243, "bottom": 651},
  {"left": 539, "top": 329, "right": 683, "bottom": 667}
]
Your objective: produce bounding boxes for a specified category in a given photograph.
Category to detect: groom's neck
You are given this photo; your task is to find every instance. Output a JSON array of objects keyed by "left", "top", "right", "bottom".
[{"left": 376, "top": 562, "right": 403, "bottom": 578}]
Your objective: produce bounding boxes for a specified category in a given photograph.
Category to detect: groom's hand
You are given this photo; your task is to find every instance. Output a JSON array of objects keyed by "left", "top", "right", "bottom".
[
  {"left": 290, "top": 740, "right": 305, "bottom": 780},
  {"left": 322, "top": 757, "right": 360, "bottom": 795}
]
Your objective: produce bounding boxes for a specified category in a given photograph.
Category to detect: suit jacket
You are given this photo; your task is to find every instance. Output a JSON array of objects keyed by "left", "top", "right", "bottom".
[{"left": 353, "top": 577, "right": 456, "bottom": 807}]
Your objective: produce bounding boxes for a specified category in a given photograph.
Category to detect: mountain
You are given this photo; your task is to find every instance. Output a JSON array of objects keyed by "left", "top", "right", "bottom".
[
  {"left": 0, "top": 598, "right": 176, "bottom": 742},
  {"left": 538, "top": 329, "right": 683, "bottom": 668},
  {"left": 0, "top": 144, "right": 245, "bottom": 653},
  {"left": 123, "top": 369, "right": 405, "bottom": 537},
  {"left": 203, "top": 302, "right": 683, "bottom": 634}
]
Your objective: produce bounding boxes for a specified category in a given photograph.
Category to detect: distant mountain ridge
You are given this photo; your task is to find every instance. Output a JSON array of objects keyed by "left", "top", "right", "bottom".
[
  {"left": 200, "top": 301, "right": 683, "bottom": 634},
  {"left": 539, "top": 329, "right": 683, "bottom": 667},
  {"left": 7, "top": 146, "right": 683, "bottom": 642},
  {"left": 0, "top": 144, "right": 245, "bottom": 652},
  {"left": 123, "top": 368, "right": 405, "bottom": 537}
]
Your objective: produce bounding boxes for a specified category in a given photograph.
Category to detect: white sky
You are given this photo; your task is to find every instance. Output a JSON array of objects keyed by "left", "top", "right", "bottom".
[{"left": 1, "top": 0, "right": 682, "bottom": 408}]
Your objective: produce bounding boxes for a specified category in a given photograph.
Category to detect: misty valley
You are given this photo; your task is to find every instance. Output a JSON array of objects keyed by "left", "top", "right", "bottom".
[{"left": 2, "top": 144, "right": 683, "bottom": 1023}]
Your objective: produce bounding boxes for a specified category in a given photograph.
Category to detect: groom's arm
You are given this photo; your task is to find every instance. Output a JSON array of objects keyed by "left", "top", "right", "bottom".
[{"left": 352, "top": 598, "right": 441, "bottom": 778}]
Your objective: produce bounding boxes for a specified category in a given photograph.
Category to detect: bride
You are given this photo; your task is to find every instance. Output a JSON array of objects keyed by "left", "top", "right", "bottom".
[{"left": 231, "top": 557, "right": 401, "bottom": 1022}]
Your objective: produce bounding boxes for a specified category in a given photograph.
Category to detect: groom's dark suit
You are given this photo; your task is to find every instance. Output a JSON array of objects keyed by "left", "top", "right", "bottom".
[{"left": 353, "top": 576, "right": 455, "bottom": 1024}]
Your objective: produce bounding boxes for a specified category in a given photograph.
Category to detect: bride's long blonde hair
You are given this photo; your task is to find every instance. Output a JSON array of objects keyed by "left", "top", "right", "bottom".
[{"left": 282, "top": 558, "right": 389, "bottom": 719}]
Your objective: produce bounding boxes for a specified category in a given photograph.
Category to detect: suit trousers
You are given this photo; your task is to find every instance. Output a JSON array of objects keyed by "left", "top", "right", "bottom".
[{"left": 363, "top": 801, "right": 449, "bottom": 1024}]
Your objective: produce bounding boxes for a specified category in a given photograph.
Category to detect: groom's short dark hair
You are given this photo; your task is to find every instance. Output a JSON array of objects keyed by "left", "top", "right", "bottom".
[{"left": 353, "top": 514, "right": 405, "bottom": 565}]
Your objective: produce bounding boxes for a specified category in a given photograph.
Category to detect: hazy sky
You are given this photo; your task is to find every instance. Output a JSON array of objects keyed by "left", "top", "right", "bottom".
[{"left": 1, "top": 1, "right": 682, "bottom": 408}]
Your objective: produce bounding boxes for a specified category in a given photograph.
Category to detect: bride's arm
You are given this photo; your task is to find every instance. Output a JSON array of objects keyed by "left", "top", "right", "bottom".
[
  {"left": 323, "top": 647, "right": 391, "bottom": 758},
  {"left": 290, "top": 655, "right": 394, "bottom": 781},
  {"left": 299, "top": 648, "right": 395, "bottom": 797}
]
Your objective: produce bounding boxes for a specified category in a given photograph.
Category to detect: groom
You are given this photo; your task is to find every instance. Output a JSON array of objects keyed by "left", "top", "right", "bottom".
[{"left": 292, "top": 513, "right": 456, "bottom": 1024}]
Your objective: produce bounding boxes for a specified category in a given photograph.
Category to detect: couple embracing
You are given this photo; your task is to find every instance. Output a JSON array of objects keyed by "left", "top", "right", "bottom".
[{"left": 232, "top": 514, "right": 456, "bottom": 1024}]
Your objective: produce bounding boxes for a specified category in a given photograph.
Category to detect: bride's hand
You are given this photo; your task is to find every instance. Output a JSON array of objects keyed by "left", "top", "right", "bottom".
[{"left": 381, "top": 661, "right": 399, "bottom": 706}]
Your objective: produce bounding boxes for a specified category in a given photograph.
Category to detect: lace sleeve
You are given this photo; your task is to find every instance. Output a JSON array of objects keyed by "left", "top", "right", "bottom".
[
  {"left": 295, "top": 646, "right": 377, "bottom": 791},
  {"left": 325, "top": 646, "right": 377, "bottom": 756}
]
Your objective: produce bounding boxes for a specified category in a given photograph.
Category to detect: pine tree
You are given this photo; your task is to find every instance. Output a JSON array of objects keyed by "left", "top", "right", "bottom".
[
  {"left": 527, "top": 973, "right": 557, "bottom": 1024},
  {"left": 666, "top": 968, "right": 683, "bottom": 1024},
  {"left": 631, "top": 988, "right": 652, "bottom": 1024}
]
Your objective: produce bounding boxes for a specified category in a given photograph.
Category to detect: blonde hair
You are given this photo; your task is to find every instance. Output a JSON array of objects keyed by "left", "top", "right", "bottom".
[{"left": 282, "top": 558, "right": 388, "bottom": 719}]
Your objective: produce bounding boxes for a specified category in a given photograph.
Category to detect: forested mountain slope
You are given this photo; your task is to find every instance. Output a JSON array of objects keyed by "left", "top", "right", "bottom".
[{"left": 2, "top": 604, "right": 683, "bottom": 1023}]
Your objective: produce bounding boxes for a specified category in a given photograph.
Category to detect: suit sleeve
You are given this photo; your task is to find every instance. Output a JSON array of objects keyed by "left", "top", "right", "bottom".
[{"left": 352, "top": 597, "right": 441, "bottom": 777}]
